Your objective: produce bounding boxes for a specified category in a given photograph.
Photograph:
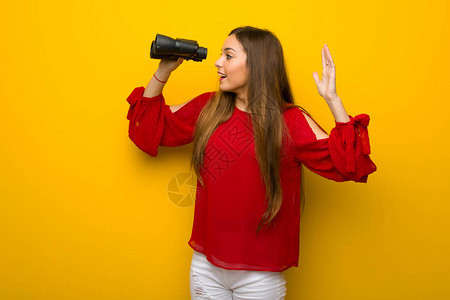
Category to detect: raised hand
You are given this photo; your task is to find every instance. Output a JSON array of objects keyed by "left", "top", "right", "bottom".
[{"left": 312, "top": 44, "right": 338, "bottom": 101}]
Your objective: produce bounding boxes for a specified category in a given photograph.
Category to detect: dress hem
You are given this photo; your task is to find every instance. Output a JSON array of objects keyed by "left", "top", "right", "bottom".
[{"left": 188, "top": 240, "right": 298, "bottom": 272}]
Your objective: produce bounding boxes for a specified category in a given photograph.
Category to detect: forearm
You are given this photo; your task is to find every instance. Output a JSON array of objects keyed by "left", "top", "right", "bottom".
[
  {"left": 325, "top": 96, "right": 351, "bottom": 123},
  {"left": 143, "top": 68, "right": 172, "bottom": 98}
]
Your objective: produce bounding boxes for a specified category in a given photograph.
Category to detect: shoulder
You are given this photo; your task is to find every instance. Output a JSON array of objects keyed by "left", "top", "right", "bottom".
[
  {"left": 283, "top": 106, "right": 329, "bottom": 140},
  {"left": 301, "top": 111, "right": 329, "bottom": 140},
  {"left": 170, "top": 91, "right": 215, "bottom": 113}
]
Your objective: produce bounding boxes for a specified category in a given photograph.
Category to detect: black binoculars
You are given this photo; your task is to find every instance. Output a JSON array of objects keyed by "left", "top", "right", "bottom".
[{"left": 150, "top": 34, "right": 207, "bottom": 62}]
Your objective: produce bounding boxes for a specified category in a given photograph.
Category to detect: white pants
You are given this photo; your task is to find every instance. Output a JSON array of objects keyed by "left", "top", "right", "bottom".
[{"left": 190, "top": 250, "right": 287, "bottom": 299}]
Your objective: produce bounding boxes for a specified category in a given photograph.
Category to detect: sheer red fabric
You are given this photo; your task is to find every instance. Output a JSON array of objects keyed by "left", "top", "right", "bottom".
[{"left": 126, "top": 86, "right": 377, "bottom": 272}]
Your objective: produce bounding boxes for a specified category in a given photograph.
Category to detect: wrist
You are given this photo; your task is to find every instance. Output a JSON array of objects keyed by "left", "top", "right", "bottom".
[
  {"left": 325, "top": 95, "right": 351, "bottom": 123},
  {"left": 155, "top": 68, "right": 171, "bottom": 82},
  {"left": 324, "top": 94, "right": 340, "bottom": 103}
]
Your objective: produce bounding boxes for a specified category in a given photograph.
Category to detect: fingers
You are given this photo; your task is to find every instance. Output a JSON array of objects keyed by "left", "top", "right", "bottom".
[
  {"left": 312, "top": 71, "right": 320, "bottom": 85},
  {"left": 324, "top": 44, "right": 335, "bottom": 68},
  {"left": 322, "top": 47, "right": 326, "bottom": 74}
]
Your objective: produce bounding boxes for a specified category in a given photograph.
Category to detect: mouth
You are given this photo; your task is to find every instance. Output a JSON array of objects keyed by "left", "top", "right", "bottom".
[{"left": 218, "top": 72, "right": 227, "bottom": 81}]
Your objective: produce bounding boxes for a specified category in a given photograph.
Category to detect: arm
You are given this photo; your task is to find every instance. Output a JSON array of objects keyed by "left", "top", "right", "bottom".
[
  {"left": 302, "top": 96, "right": 350, "bottom": 140},
  {"left": 143, "top": 57, "right": 184, "bottom": 98},
  {"left": 297, "top": 44, "right": 376, "bottom": 182},
  {"left": 293, "top": 109, "right": 377, "bottom": 183},
  {"left": 126, "top": 57, "right": 215, "bottom": 156},
  {"left": 126, "top": 87, "right": 214, "bottom": 157},
  {"left": 169, "top": 97, "right": 197, "bottom": 113}
]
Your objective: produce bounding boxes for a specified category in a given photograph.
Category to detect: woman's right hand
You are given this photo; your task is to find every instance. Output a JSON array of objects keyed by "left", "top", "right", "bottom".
[{"left": 158, "top": 57, "right": 185, "bottom": 74}]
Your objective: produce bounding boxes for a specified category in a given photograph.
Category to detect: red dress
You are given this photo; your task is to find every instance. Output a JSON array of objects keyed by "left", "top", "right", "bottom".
[{"left": 126, "top": 86, "right": 377, "bottom": 272}]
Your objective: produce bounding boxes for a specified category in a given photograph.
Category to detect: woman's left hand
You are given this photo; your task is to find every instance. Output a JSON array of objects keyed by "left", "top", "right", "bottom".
[{"left": 313, "top": 44, "right": 338, "bottom": 101}]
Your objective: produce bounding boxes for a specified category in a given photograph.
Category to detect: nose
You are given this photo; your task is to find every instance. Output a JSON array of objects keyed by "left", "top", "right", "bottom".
[{"left": 214, "top": 56, "right": 223, "bottom": 69}]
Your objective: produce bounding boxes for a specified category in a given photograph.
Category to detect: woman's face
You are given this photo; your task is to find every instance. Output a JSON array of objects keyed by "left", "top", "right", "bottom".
[{"left": 214, "top": 34, "right": 248, "bottom": 95}]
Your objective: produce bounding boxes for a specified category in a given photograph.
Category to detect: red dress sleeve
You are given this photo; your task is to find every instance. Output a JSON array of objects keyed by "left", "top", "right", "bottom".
[
  {"left": 292, "top": 108, "right": 377, "bottom": 183},
  {"left": 126, "top": 86, "right": 214, "bottom": 157}
]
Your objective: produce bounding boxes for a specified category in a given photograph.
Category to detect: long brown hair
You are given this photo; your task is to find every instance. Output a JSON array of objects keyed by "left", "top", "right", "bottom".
[{"left": 190, "top": 26, "right": 309, "bottom": 234}]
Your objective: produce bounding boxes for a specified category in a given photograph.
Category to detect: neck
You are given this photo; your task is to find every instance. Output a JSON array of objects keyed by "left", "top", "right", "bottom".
[{"left": 234, "top": 91, "right": 248, "bottom": 112}]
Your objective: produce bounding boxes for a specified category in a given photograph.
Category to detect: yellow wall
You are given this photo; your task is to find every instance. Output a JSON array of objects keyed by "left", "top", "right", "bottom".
[{"left": 1, "top": 0, "right": 449, "bottom": 299}]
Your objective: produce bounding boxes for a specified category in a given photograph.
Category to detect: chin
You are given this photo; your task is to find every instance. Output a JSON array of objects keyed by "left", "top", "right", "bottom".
[{"left": 219, "top": 85, "right": 236, "bottom": 93}]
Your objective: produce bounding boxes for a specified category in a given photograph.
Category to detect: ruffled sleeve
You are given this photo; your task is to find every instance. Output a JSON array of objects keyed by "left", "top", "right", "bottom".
[
  {"left": 292, "top": 109, "right": 377, "bottom": 183},
  {"left": 126, "top": 86, "right": 214, "bottom": 157}
]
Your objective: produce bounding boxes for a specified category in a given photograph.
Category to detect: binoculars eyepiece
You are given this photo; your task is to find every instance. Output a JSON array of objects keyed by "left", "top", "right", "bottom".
[{"left": 150, "top": 34, "right": 207, "bottom": 62}]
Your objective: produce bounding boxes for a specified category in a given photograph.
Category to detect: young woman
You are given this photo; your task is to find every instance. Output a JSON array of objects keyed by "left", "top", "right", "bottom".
[{"left": 126, "top": 26, "right": 377, "bottom": 300}]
